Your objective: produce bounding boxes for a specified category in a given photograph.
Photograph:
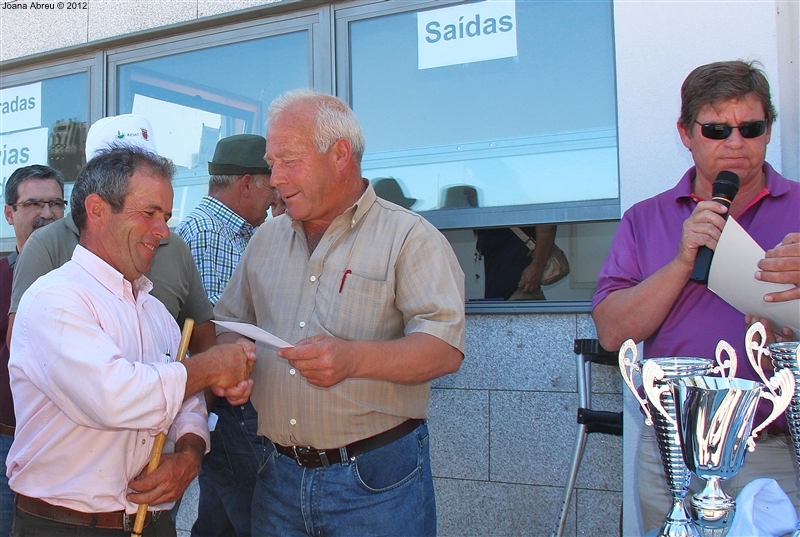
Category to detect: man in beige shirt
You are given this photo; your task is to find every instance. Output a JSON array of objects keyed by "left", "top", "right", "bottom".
[{"left": 214, "top": 89, "right": 465, "bottom": 536}]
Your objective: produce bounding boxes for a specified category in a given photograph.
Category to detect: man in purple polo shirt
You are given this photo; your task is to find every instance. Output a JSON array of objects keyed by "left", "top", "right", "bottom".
[{"left": 592, "top": 60, "right": 800, "bottom": 532}]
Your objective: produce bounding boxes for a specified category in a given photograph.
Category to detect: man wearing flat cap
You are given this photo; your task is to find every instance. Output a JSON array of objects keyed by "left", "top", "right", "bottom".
[{"left": 176, "top": 133, "right": 272, "bottom": 537}]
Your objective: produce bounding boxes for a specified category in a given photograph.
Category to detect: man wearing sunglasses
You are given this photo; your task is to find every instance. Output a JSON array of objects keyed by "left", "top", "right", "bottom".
[
  {"left": 592, "top": 60, "right": 800, "bottom": 533},
  {"left": 1, "top": 164, "right": 66, "bottom": 536}
]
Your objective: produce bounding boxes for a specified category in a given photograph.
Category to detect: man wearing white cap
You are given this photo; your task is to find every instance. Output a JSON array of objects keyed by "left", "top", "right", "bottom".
[
  {"left": 7, "top": 114, "right": 217, "bottom": 356},
  {"left": 84, "top": 114, "right": 158, "bottom": 160}
]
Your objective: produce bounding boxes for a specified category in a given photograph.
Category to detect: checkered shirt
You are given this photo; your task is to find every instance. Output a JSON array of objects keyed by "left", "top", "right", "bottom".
[{"left": 175, "top": 196, "right": 254, "bottom": 304}]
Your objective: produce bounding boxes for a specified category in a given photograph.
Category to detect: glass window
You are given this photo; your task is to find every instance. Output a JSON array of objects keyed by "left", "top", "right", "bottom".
[
  {"left": 443, "top": 220, "right": 618, "bottom": 303},
  {"left": 1, "top": 73, "right": 88, "bottom": 184},
  {"left": 1, "top": 72, "right": 88, "bottom": 251},
  {"left": 115, "top": 31, "right": 311, "bottom": 223},
  {"left": 344, "top": 0, "right": 619, "bottom": 228}
]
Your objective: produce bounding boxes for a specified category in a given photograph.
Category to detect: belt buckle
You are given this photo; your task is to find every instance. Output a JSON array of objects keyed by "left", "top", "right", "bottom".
[
  {"left": 291, "top": 445, "right": 303, "bottom": 466},
  {"left": 124, "top": 510, "right": 159, "bottom": 533},
  {"left": 293, "top": 445, "right": 316, "bottom": 466},
  {"left": 293, "top": 446, "right": 329, "bottom": 467}
]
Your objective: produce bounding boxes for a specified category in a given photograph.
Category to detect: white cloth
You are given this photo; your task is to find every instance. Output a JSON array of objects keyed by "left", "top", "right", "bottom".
[
  {"left": 7, "top": 245, "right": 209, "bottom": 514},
  {"left": 644, "top": 478, "right": 798, "bottom": 537},
  {"left": 728, "top": 478, "right": 798, "bottom": 537}
]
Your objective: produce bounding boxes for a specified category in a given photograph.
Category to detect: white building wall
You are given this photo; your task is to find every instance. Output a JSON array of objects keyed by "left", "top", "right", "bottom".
[{"left": 615, "top": 0, "right": 797, "bottom": 212}]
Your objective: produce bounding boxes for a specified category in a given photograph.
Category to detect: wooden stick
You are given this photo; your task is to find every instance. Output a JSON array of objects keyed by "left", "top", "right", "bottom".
[{"left": 131, "top": 318, "right": 194, "bottom": 537}]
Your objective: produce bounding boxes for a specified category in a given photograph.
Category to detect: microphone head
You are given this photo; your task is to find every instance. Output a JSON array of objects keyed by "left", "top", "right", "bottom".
[{"left": 712, "top": 170, "right": 739, "bottom": 202}]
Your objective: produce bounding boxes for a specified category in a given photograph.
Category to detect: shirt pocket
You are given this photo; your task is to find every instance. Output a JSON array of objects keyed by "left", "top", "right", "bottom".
[{"left": 324, "top": 271, "right": 401, "bottom": 341}]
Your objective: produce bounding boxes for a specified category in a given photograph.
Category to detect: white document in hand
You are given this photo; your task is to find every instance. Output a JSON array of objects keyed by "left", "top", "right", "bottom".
[
  {"left": 708, "top": 217, "right": 800, "bottom": 334},
  {"left": 212, "top": 320, "right": 294, "bottom": 349}
]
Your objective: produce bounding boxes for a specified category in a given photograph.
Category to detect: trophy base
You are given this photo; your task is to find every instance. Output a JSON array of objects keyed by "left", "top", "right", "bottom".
[
  {"left": 658, "top": 519, "right": 700, "bottom": 537},
  {"left": 657, "top": 499, "right": 700, "bottom": 537},
  {"left": 689, "top": 494, "right": 734, "bottom": 537}
]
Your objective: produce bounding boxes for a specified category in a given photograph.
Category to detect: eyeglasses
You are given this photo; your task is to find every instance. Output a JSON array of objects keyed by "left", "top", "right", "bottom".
[
  {"left": 694, "top": 120, "right": 768, "bottom": 140},
  {"left": 11, "top": 199, "right": 68, "bottom": 211}
]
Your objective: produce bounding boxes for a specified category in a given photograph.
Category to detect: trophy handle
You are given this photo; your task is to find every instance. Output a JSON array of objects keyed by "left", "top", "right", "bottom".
[
  {"left": 642, "top": 360, "right": 673, "bottom": 428},
  {"left": 618, "top": 339, "right": 653, "bottom": 425},
  {"left": 748, "top": 368, "right": 795, "bottom": 452},
  {"left": 746, "top": 322, "right": 774, "bottom": 392},
  {"left": 711, "top": 340, "right": 737, "bottom": 379}
]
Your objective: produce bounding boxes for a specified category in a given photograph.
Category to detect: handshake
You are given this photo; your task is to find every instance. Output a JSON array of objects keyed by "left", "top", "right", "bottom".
[{"left": 183, "top": 338, "right": 257, "bottom": 406}]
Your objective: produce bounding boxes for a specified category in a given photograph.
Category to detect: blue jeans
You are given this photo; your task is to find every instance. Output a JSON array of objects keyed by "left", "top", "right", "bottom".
[
  {"left": 252, "top": 421, "right": 435, "bottom": 537},
  {"left": 191, "top": 400, "right": 265, "bottom": 537},
  {"left": 1, "top": 433, "right": 13, "bottom": 537}
]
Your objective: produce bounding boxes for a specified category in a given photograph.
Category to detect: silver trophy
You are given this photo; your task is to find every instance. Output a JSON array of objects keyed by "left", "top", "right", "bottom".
[
  {"left": 669, "top": 369, "right": 793, "bottom": 537},
  {"left": 620, "top": 339, "right": 734, "bottom": 537},
  {"left": 769, "top": 338, "right": 800, "bottom": 537}
]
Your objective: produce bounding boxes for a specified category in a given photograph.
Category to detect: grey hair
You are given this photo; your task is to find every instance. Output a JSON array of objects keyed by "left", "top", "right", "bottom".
[
  {"left": 5, "top": 165, "right": 65, "bottom": 207},
  {"left": 71, "top": 144, "right": 174, "bottom": 233},
  {"left": 208, "top": 174, "right": 241, "bottom": 194},
  {"left": 208, "top": 173, "right": 268, "bottom": 195},
  {"left": 268, "top": 89, "right": 365, "bottom": 162}
]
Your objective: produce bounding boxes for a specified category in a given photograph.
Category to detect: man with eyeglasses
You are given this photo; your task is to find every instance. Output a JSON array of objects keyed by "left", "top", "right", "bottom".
[
  {"left": 592, "top": 60, "right": 800, "bottom": 532},
  {"left": 1, "top": 164, "right": 66, "bottom": 536}
]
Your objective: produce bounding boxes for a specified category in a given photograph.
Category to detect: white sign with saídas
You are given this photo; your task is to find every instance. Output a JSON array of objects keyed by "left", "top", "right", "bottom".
[
  {"left": 0, "top": 82, "right": 42, "bottom": 135},
  {"left": 417, "top": 0, "right": 517, "bottom": 70}
]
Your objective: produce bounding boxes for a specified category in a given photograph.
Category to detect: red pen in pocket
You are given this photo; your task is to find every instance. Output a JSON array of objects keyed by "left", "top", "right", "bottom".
[{"left": 339, "top": 269, "right": 352, "bottom": 293}]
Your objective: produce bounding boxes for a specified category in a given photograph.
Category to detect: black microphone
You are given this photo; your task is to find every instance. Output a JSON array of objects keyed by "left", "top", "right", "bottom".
[{"left": 690, "top": 170, "right": 740, "bottom": 282}]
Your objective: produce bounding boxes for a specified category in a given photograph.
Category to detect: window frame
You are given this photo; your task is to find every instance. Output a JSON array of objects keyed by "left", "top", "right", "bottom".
[
  {"left": 0, "top": 52, "right": 104, "bottom": 123},
  {"left": 105, "top": 5, "right": 334, "bottom": 116},
  {"left": 334, "top": 0, "right": 621, "bottom": 230},
  {"left": 0, "top": 53, "right": 101, "bottom": 252}
]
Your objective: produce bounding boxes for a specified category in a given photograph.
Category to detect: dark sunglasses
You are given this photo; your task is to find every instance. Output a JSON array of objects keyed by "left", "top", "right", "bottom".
[{"left": 694, "top": 120, "right": 767, "bottom": 140}]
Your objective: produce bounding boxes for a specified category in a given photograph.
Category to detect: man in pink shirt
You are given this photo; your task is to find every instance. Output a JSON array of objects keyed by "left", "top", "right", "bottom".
[{"left": 7, "top": 145, "right": 257, "bottom": 536}]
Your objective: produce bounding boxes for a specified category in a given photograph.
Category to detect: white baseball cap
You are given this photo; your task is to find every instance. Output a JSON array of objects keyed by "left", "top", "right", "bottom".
[{"left": 85, "top": 114, "right": 158, "bottom": 161}]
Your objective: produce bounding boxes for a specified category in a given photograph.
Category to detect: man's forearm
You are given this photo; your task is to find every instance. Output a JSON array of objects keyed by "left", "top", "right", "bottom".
[
  {"left": 175, "top": 432, "right": 206, "bottom": 463},
  {"left": 350, "top": 333, "right": 463, "bottom": 384},
  {"left": 593, "top": 257, "right": 691, "bottom": 351}
]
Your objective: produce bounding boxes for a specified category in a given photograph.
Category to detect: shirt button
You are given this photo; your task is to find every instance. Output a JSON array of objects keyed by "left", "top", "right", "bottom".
[
  {"left": 289, "top": 368, "right": 296, "bottom": 375},
  {"left": 290, "top": 419, "right": 297, "bottom": 426},
  {"left": 299, "top": 321, "right": 306, "bottom": 328},
  {"left": 310, "top": 275, "right": 317, "bottom": 282},
  {"left": 142, "top": 439, "right": 146, "bottom": 445}
]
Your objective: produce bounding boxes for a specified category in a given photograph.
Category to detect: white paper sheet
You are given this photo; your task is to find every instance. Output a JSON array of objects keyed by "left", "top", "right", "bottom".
[
  {"left": 212, "top": 320, "right": 294, "bottom": 349},
  {"left": 708, "top": 218, "right": 800, "bottom": 335}
]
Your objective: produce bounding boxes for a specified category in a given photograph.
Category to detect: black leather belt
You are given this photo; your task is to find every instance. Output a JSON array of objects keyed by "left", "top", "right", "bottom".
[
  {"left": 274, "top": 418, "right": 423, "bottom": 468},
  {"left": 0, "top": 423, "right": 14, "bottom": 437},
  {"left": 16, "top": 494, "right": 162, "bottom": 531}
]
